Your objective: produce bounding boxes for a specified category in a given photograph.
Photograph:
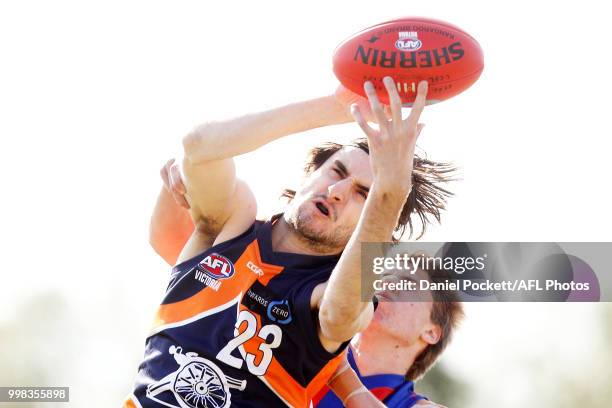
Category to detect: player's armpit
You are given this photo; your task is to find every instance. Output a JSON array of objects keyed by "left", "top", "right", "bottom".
[
  {"left": 210, "top": 179, "right": 257, "bottom": 246},
  {"left": 175, "top": 177, "right": 257, "bottom": 264},
  {"left": 151, "top": 154, "right": 257, "bottom": 265},
  {"left": 182, "top": 155, "right": 238, "bottom": 233}
]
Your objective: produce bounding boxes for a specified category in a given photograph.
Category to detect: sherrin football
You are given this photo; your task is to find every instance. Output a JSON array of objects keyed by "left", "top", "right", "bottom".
[{"left": 333, "top": 17, "right": 484, "bottom": 105}]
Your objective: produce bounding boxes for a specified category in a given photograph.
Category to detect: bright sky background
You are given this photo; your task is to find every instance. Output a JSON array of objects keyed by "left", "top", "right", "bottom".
[{"left": 1, "top": 1, "right": 611, "bottom": 407}]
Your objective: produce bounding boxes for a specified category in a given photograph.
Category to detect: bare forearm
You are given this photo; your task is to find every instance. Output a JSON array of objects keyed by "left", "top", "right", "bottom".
[
  {"left": 345, "top": 392, "right": 386, "bottom": 408},
  {"left": 327, "top": 354, "right": 385, "bottom": 408},
  {"left": 320, "top": 186, "right": 406, "bottom": 333},
  {"left": 149, "top": 187, "right": 196, "bottom": 265},
  {"left": 183, "top": 96, "right": 351, "bottom": 163}
]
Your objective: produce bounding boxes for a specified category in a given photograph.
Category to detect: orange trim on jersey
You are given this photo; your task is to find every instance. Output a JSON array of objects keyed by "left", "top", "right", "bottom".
[
  {"left": 152, "top": 240, "right": 270, "bottom": 330},
  {"left": 306, "top": 353, "right": 346, "bottom": 404},
  {"left": 258, "top": 351, "right": 345, "bottom": 408},
  {"left": 247, "top": 242, "right": 284, "bottom": 286},
  {"left": 312, "top": 384, "right": 331, "bottom": 406},
  {"left": 122, "top": 396, "right": 137, "bottom": 408},
  {"left": 237, "top": 240, "right": 284, "bottom": 287}
]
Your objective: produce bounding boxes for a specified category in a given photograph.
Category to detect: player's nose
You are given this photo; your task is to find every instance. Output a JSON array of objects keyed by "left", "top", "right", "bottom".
[{"left": 328, "top": 179, "right": 351, "bottom": 203}]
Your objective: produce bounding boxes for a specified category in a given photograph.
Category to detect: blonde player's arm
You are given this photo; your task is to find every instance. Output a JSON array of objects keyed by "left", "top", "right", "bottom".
[
  {"left": 326, "top": 355, "right": 385, "bottom": 408},
  {"left": 325, "top": 353, "right": 447, "bottom": 407}
]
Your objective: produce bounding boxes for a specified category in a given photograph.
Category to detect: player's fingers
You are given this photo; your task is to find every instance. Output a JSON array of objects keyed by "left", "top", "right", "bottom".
[
  {"left": 172, "top": 189, "right": 190, "bottom": 209},
  {"left": 383, "top": 76, "right": 402, "bottom": 125},
  {"left": 169, "top": 162, "right": 186, "bottom": 195},
  {"left": 364, "top": 81, "right": 389, "bottom": 132},
  {"left": 351, "top": 104, "right": 377, "bottom": 141},
  {"left": 416, "top": 123, "right": 426, "bottom": 140},
  {"left": 176, "top": 194, "right": 190, "bottom": 209},
  {"left": 170, "top": 185, "right": 190, "bottom": 209},
  {"left": 406, "top": 80, "right": 428, "bottom": 126},
  {"left": 168, "top": 162, "right": 190, "bottom": 209},
  {"left": 160, "top": 158, "right": 173, "bottom": 189},
  {"left": 383, "top": 105, "right": 393, "bottom": 121}
]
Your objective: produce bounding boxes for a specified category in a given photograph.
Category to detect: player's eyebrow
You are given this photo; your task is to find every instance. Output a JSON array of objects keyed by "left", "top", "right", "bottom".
[{"left": 334, "top": 160, "right": 370, "bottom": 194}]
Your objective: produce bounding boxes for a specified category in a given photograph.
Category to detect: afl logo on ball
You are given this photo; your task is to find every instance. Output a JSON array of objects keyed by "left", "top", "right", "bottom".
[
  {"left": 395, "top": 31, "right": 422, "bottom": 51},
  {"left": 197, "top": 253, "right": 235, "bottom": 280}
]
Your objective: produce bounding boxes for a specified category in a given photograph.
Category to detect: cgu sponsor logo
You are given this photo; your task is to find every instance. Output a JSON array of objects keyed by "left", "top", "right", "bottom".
[{"left": 246, "top": 261, "right": 264, "bottom": 277}]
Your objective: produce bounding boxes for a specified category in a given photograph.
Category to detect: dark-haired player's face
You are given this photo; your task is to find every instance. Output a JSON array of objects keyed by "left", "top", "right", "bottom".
[{"left": 286, "top": 147, "right": 373, "bottom": 251}]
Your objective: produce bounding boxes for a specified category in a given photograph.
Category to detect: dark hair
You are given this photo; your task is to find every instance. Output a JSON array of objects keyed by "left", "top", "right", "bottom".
[{"left": 281, "top": 137, "right": 458, "bottom": 241}]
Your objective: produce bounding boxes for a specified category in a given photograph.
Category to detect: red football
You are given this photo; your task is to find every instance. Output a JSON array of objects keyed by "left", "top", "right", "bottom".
[{"left": 332, "top": 17, "right": 484, "bottom": 105}]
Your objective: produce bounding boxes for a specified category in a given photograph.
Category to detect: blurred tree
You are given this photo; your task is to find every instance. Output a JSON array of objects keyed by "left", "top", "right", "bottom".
[
  {"left": 415, "top": 363, "right": 470, "bottom": 407},
  {"left": 0, "top": 291, "right": 73, "bottom": 408},
  {"left": 530, "top": 304, "right": 612, "bottom": 408}
]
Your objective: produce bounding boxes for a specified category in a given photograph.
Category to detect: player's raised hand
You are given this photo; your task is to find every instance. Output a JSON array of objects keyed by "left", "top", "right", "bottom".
[
  {"left": 334, "top": 83, "right": 392, "bottom": 123},
  {"left": 350, "top": 76, "right": 427, "bottom": 197},
  {"left": 160, "top": 158, "right": 190, "bottom": 209}
]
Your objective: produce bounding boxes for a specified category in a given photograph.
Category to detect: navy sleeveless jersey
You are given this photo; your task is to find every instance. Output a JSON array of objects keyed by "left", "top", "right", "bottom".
[
  {"left": 313, "top": 347, "right": 426, "bottom": 408},
  {"left": 124, "top": 215, "right": 347, "bottom": 408}
]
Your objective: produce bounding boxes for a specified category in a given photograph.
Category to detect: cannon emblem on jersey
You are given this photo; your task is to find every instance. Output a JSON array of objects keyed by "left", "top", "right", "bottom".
[{"left": 146, "top": 345, "right": 246, "bottom": 408}]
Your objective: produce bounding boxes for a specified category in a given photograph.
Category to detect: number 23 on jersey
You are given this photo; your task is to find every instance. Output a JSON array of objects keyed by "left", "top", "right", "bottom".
[{"left": 216, "top": 310, "right": 282, "bottom": 376}]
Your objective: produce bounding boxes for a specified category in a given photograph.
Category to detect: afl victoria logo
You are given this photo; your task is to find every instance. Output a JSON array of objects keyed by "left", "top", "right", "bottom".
[
  {"left": 197, "top": 253, "right": 235, "bottom": 280},
  {"left": 395, "top": 31, "right": 422, "bottom": 51}
]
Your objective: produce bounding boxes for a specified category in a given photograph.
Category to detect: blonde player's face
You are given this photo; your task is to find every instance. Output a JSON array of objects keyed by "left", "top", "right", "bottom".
[
  {"left": 288, "top": 147, "right": 373, "bottom": 251},
  {"left": 371, "top": 267, "right": 435, "bottom": 345}
]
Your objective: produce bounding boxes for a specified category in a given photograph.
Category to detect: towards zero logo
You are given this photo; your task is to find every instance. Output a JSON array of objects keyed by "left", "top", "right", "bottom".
[{"left": 267, "top": 300, "right": 292, "bottom": 325}]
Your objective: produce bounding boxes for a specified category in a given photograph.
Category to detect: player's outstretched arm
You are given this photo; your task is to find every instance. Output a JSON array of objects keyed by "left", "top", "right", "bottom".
[
  {"left": 180, "top": 93, "right": 361, "bottom": 263},
  {"left": 317, "top": 77, "right": 428, "bottom": 345},
  {"left": 183, "top": 95, "right": 355, "bottom": 164}
]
